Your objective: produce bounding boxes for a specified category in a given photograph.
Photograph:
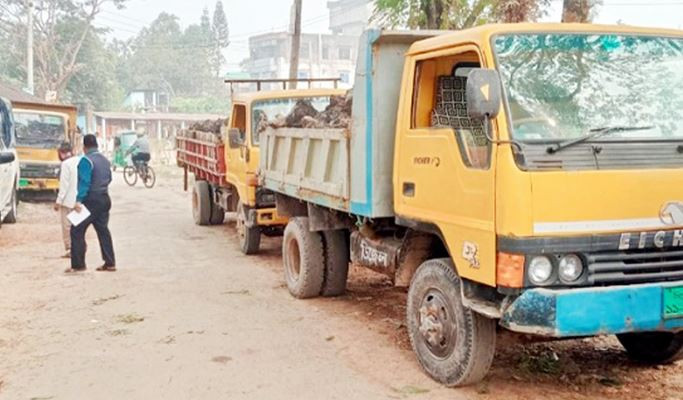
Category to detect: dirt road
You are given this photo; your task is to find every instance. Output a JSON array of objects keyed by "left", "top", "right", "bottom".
[{"left": 1, "top": 168, "right": 682, "bottom": 400}]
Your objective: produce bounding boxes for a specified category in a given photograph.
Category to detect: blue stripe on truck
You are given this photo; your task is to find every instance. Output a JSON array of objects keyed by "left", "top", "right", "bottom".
[{"left": 350, "top": 29, "right": 381, "bottom": 218}]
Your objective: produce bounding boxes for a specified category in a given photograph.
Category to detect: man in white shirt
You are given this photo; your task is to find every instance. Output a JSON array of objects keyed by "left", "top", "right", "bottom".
[{"left": 54, "top": 142, "right": 80, "bottom": 258}]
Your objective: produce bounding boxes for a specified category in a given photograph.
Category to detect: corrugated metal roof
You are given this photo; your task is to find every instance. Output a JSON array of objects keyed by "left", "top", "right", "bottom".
[
  {"left": 93, "top": 111, "right": 225, "bottom": 121},
  {"left": 0, "top": 81, "right": 56, "bottom": 106}
]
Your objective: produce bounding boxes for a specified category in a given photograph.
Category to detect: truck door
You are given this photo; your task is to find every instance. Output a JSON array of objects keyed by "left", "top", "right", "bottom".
[
  {"left": 226, "top": 103, "right": 249, "bottom": 202},
  {"left": 394, "top": 46, "right": 497, "bottom": 286}
]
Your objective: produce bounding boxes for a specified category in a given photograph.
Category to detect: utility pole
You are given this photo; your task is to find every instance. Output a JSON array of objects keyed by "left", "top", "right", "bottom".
[
  {"left": 288, "top": 0, "right": 302, "bottom": 90},
  {"left": 26, "top": 0, "right": 35, "bottom": 95}
]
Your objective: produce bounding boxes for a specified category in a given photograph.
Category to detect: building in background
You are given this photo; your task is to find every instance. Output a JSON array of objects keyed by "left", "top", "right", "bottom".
[
  {"left": 123, "top": 89, "right": 170, "bottom": 112},
  {"left": 240, "top": 0, "right": 372, "bottom": 90},
  {"left": 93, "top": 111, "right": 223, "bottom": 141},
  {"left": 328, "top": 0, "right": 373, "bottom": 36}
]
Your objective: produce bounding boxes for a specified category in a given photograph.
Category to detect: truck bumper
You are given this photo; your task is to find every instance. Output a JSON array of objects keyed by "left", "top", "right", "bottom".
[
  {"left": 247, "top": 207, "right": 288, "bottom": 227},
  {"left": 19, "top": 178, "right": 59, "bottom": 191},
  {"left": 500, "top": 282, "right": 683, "bottom": 337}
]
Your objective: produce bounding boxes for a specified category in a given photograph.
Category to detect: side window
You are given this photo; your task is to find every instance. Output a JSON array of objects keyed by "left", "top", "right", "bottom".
[
  {"left": 411, "top": 52, "right": 491, "bottom": 169},
  {"left": 231, "top": 104, "right": 247, "bottom": 143}
]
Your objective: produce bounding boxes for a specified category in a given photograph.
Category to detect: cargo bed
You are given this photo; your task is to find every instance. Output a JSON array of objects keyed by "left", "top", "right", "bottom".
[
  {"left": 260, "top": 30, "right": 441, "bottom": 218},
  {"left": 176, "top": 132, "right": 226, "bottom": 187}
]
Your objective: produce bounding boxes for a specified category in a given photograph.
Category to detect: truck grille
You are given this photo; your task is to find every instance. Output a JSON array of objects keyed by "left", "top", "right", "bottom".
[
  {"left": 21, "top": 163, "right": 60, "bottom": 179},
  {"left": 587, "top": 249, "right": 683, "bottom": 285}
]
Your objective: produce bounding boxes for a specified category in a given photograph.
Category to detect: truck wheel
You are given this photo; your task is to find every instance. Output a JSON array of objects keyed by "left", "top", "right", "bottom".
[
  {"left": 237, "top": 202, "right": 260, "bottom": 254},
  {"left": 321, "top": 230, "right": 349, "bottom": 297},
  {"left": 407, "top": 258, "right": 496, "bottom": 387},
  {"left": 192, "top": 181, "right": 211, "bottom": 226},
  {"left": 3, "top": 186, "right": 17, "bottom": 224},
  {"left": 617, "top": 332, "right": 683, "bottom": 364},
  {"left": 282, "top": 217, "right": 324, "bottom": 299},
  {"left": 209, "top": 187, "right": 225, "bottom": 225}
]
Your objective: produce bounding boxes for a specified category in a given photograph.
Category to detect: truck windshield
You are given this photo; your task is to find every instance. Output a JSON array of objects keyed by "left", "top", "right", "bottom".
[
  {"left": 493, "top": 33, "right": 683, "bottom": 143},
  {"left": 252, "top": 96, "right": 332, "bottom": 145},
  {"left": 15, "top": 112, "right": 66, "bottom": 149}
]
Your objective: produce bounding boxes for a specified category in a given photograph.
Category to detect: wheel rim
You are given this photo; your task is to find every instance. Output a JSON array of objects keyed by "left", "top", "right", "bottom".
[
  {"left": 285, "top": 236, "right": 301, "bottom": 281},
  {"left": 143, "top": 167, "right": 155, "bottom": 188},
  {"left": 123, "top": 167, "right": 137, "bottom": 185},
  {"left": 418, "top": 288, "right": 457, "bottom": 359}
]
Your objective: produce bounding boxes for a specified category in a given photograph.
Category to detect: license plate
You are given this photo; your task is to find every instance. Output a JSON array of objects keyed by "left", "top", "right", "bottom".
[
  {"left": 18, "top": 178, "right": 29, "bottom": 188},
  {"left": 663, "top": 287, "right": 683, "bottom": 319}
]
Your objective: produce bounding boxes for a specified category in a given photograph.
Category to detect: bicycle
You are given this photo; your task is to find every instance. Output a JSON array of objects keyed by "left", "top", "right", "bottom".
[{"left": 123, "top": 160, "right": 156, "bottom": 188}]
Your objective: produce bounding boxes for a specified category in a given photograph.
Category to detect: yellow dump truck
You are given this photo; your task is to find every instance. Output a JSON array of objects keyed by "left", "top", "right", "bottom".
[
  {"left": 177, "top": 84, "right": 345, "bottom": 254},
  {"left": 14, "top": 102, "right": 78, "bottom": 194},
  {"left": 259, "top": 25, "right": 683, "bottom": 386}
]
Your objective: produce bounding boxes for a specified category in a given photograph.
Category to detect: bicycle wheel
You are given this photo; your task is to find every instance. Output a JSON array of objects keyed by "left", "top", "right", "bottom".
[
  {"left": 123, "top": 165, "right": 138, "bottom": 186},
  {"left": 142, "top": 166, "right": 156, "bottom": 188}
]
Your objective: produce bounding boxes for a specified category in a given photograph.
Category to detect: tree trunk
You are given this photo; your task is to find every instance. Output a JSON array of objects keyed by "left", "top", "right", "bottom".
[{"left": 562, "top": 0, "right": 591, "bottom": 23}]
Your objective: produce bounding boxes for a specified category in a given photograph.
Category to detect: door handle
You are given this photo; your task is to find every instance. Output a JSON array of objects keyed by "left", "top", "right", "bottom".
[{"left": 402, "top": 182, "right": 415, "bottom": 197}]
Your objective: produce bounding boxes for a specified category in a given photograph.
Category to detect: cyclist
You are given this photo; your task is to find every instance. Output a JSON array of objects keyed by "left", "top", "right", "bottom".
[{"left": 127, "top": 132, "right": 151, "bottom": 168}]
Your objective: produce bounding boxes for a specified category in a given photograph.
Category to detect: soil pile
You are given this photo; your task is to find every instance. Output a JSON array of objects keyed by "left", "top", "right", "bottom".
[
  {"left": 188, "top": 118, "right": 227, "bottom": 134},
  {"left": 177, "top": 118, "right": 228, "bottom": 143},
  {"left": 268, "top": 91, "right": 353, "bottom": 130}
]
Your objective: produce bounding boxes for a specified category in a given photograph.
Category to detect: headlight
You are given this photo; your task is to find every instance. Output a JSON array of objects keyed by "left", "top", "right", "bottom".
[
  {"left": 558, "top": 254, "right": 583, "bottom": 283},
  {"left": 528, "top": 256, "right": 553, "bottom": 285}
]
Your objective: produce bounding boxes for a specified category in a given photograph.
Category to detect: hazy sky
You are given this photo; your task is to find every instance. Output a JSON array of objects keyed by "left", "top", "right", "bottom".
[{"left": 99, "top": 0, "right": 683, "bottom": 72}]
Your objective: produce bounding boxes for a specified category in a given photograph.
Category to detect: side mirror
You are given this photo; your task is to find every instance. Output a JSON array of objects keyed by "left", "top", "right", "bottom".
[
  {"left": 0, "top": 151, "right": 15, "bottom": 165},
  {"left": 227, "top": 128, "right": 244, "bottom": 149},
  {"left": 466, "top": 68, "right": 502, "bottom": 120}
]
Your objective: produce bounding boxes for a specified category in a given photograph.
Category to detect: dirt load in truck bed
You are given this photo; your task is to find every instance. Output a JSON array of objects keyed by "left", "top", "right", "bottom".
[
  {"left": 177, "top": 118, "right": 228, "bottom": 143},
  {"left": 189, "top": 118, "right": 226, "bottom": 134},
  {"left": 268, "top": 91, "right": 353, "bottom": 130}
]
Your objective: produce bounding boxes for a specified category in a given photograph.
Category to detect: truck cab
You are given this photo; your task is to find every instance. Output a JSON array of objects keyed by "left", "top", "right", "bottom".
[
  {"left": 395, "top": 23, "right": 683, "bottom": 384},
  {"left": 13, "top": 104, "right": 78, "bottom": 195},
  {"left": 224, "top": 88, "right": 345, "bottom": 253}
]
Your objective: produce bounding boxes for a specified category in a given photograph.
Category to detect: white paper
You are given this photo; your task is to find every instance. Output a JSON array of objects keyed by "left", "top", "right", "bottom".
[{"left": 67, "top": 205, "right": 91, "bottom": 226}]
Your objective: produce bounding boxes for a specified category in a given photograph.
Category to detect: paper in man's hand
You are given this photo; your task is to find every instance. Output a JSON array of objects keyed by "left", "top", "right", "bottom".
[{"left": 67, "top": 205, "right": 91, "bottom": 226}]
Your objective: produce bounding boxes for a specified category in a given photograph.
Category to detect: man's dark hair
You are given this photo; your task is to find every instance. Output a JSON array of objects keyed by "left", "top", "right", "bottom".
[
  {"left": 58, "top": 141, "right": 72, "bottom": 152},
  {"left": 83, "top": 134, "right": 98, "bottom": 149}
]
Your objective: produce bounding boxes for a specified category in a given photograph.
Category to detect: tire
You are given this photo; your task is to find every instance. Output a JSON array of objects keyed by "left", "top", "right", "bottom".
[
  {"left": 282, "top": 217, "right": 324, "bottom": 299},
  {"left": 617, "top": 331, "right": 683, "bottom": 364},
  {"left": 142, "top": 166, "right": 156, "bottom": 188},
  {"left": 209, "top": 186, "right": 225, "bottom": 225},
  {"left": 209, "top": 199, "right": 225, "bottom": 225},
  {"left": 320, "top": 230, "right": 349, "bottom": 297},
  {"left": 236, "top": 201, "right": 260, "bottom": 254},
  {"left": 123, "top": 165, "right": 137, "bottom": 186},
  {"left": 3, "top": 185, "right": 17, "bottom": 224},
  {"left": 192, "top": 181, "right": 211, "bottom": 226},
  {"left": 406, "top": 258, "right": 496, "bottom": 387}
]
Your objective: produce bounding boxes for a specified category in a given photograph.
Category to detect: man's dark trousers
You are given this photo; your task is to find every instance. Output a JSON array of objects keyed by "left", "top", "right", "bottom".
[{"left": 70, "top": 193, "right": 115, "bottom": 269}]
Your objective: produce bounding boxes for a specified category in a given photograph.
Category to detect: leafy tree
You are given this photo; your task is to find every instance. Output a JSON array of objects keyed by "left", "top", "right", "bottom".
[
  {"left": 119, "top": 12, "right": 227, "bottom": 111},
  {"left": 0, "top": 0, "right": 128, "bottom": 101},
  {"left": 373, "top": 0, "right": 552, "bottom": 29},
  {"left": 211, "top": 1, "right": 229, "bottom": 77},
  {"left": 561, "top": 0, "right": 601, "bottom": 22},
  {"left": 63, "top": 25, "right": 124, "bottom": 110},
  {"left": 493, "top": 0, "right": 551, "bottom": 23}
]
